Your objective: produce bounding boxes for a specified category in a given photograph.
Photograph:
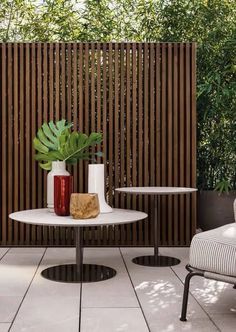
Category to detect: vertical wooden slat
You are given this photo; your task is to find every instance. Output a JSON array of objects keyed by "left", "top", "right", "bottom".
[
  {"left": 138, "top": 43, "right": 144, "bottom": 246},
  {"left": 191, "top": 43, "right": 197, "bottom": 239},
  {"left": 149, "top": 43, "right": 155, "bottom": 246},
  {"left": 7, "top": 44, "right": 13, "bottom": 245},
  {"left": 179, "top": 43, "right": 185, "bottom": 245},
  {"left": 31, "top": 43, "right": 37, "bottom": 243},
  {"left": 96, "top": 43, "right": 102, "bottom": 165},
  {"left": 55, "top": 43, "right": 60, "bottom": 245},
  {"left": 49, "top": 44, "right": 54, "bottom": 121},
  {"left": 120, "top": 42, "right": 125, "bottom": 245},
  {"left": 126, "top": 43, "right": 131, "bottom": 244},
  {"left": 185, "top": 43, "right": 191, "bottom": 245},
  {"left": 55, "top": 43, "right": 60, "bottom": 121},
  {"left": 1, "top": 44, "right": 7, "bottom": 245},
  {"left": 167, "top": 43, "right": 173, "bottom": 245},
  {"left": 132, "top": 43, "right": 137, "bottom": 246},
  {"left": 143, "top": 43, "right": 149, "bottom": 246},
  {"left": 84, "top": 43, "right": 89, "bottom": 245},
  {"left": 126, "top": 44, "right": 131, "bottom": 207},
  {"left": 19, "top": 43, "right": 25, "bottom": 245},
  {"left": 155, "top": 44, "right": 161, "bottom": 245},
  {"left": 73, "top": 43, "right": 78, "bottom": 189},
  {"left": 173, "top": 43, "right": 179, "bottom": 245},
  {"left": 37, "top": 43, "right": 43, "bottom": 244},
  {"left": 43, "top": 43, "right": 48, "bottom": 245},
  {"left": 66, "top": 43, "right": 72, "bottom": 246},
  {"left": 78, "top": 43, "right": 84, "bottom": 195},
  {"left": 114, "top": 43, "right": 120, "bottom": 244},
  {"left": 25, "top": 43, "right": 31, "bottom": 244},
  {"left": 48, "top": 43, "right": 55, "bottom": 245},
  {"left": 96, "top": 43, "right": 102, "bottom": 246},
  {"left": 90, "top": 43, "right": 96, "bottom": 246},
  {"left": 102, "top": 43, "right": 108, "bottom": 245},
  {"left": 108, "top": 43, "right": 114, "bottom": 246},
  {"left": 61, "top": 43, "right": 66, "bottom": 119},
  {"left": 60, "top": 43, "right": 66, "bottom": 244},
  {"left": 13, "top": 43, "right": 19, "bottom": 245},
  {"left": 161, "top": 43, "right": 167, "bottom": 246}
]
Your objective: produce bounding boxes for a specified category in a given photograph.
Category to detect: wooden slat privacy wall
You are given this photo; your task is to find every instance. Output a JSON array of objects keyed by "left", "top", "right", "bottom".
[{"left": 0, "top": 43, "right": 196, "bottom": 247}]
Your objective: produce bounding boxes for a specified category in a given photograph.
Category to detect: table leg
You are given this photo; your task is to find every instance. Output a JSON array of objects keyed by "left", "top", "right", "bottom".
[
  {"left": 154, "top": 195, "right": 159, "bottom": 257},
  {"left": 41, "top": 227, "right": 116, "bottom": 283},
  {"left": 75, "top": 227, "right": 83, "bottom": 278},
  {"left": 132, "top": 195, "right": 181, "bottom": 267}
]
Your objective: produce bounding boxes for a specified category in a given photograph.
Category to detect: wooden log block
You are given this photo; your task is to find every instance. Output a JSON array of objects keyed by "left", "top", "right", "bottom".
[{"left": 70, "top": 193, "right": 100, "bottom": 219}]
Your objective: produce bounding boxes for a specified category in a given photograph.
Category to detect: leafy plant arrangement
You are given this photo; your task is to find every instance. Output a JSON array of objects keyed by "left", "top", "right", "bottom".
[{"left": 33, "top": 119, "right": 103, "bottom": 170}]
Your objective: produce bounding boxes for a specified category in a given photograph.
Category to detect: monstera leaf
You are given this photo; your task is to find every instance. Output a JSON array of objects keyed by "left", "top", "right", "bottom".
[
  {"left": 33, "top": 119, "right": 73, "bottom": 170},
  {"left": 33, "top": 119, "right": 103, "bottom": 170},
  {"left": 58, "top": 131, "right": 103, "bottom": 164}
]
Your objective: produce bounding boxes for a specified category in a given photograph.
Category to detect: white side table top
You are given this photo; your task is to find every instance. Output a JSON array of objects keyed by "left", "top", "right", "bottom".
[
  {"left": 116, "top": 187, "right": 197, "bottom": 195},
  {"left": 9, "top": 208, "right": 147, "bottom": 227}
]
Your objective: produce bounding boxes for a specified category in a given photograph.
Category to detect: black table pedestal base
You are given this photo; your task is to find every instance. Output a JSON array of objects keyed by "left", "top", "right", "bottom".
[
  {"left": 132, "top": 255, "right": 180, "bottom": 267},
  {"left": 41, "top": 264, "right": 116, "bottom": 283}
]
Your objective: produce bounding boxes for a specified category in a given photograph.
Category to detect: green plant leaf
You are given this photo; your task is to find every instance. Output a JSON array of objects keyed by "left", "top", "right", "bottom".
[
  {"left": 33, "top": 119, "right": 73, "bottom": 170},
  {"left": 37, "top": 128, "right": 55, "bottom": 149},
  {"left": 33, "top": 137, "right": 49, "bottom": 154},
  {"left": 39, "top": 161, "right": 52, "bottom": 170}
]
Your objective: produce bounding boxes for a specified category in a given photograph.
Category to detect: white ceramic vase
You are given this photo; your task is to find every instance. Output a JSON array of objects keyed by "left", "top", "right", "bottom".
[
  {"left": 88, "top": 164, "right": 113, "bottom": 213},
  {"left": 47, "top": 161, "right": 70, "bottom": 212}
]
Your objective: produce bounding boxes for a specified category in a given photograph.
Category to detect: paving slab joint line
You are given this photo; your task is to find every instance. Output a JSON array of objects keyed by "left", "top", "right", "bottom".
[
  {"left": 8, "top": 248, "right": 47, "bottom": 332},
  {"left": 119, "top": 247, "right": 151, "bottom": 332},
  {"left": 0, "top": 248, "right": 11, "bottom": 262}
]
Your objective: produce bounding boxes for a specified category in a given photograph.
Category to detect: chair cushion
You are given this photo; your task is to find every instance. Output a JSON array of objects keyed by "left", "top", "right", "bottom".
[{"left": 190, "top": 223, "right": 236, "bottom": 277}]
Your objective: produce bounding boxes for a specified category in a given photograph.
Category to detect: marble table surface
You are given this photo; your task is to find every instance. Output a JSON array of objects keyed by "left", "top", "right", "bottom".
[
  {"left": 116, "top": 187, "right": 197, "bottom": 195},
  {"left": 9, "top": 208, "right": 148, "bottom": 227}
]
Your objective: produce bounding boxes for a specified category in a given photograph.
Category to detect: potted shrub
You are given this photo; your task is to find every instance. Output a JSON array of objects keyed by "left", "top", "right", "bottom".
[{"left": 197, "top": 60, "right": 236, "bottom": 229}]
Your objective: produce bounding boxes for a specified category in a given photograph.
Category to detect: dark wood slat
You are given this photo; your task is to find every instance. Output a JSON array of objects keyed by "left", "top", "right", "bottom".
[
  {"left": 31, "top": 43, "right": 37, "bottom": 243},
  {"left": 161, "top": 43, "right": 167, "bottom": 246},
  {"left": 132, "top": 43, "right": 137, "bottom": 245},
  {"left": 138, "top": 43, "right": 144, "bottom": 246},
  {"left": 179, "top": 43, "right": 185, "bottom": 245},
  {"left": 173, "top": 43, "right": 179, "bottom": 245},
  {"left": 36, "top": 43, "right": 43, "bottom": 244},
  {"left": 120, "top": 42, "right": 126, "bottom": 245},
  {"left": 185, "top": 43, "right": 191, "bottom": 245},
  {"left": 1, "top": 44, "right": 7, "bottom": 245},
  {"left": 155, "top": 44, "right": 161, "bottom": 245},
  {"left": 143, "top": 43, "right": 149, "bottom": 246},
  {"left": 149, "top": 43, "right": 155, "bottom": 246},
  {"left": 19, "top": 43, "right": 25, "bottom": 245},
  {"left": 167, "top": 43, "right": 173, "bottom": 245},
  {"left": 25, "top": 43, "right": 31, "bottom": 244},
  {"left": 7, "top": 44, "right": 13, "bottom": 245},
  {"left": 191, "top": 43, "right": 197, "bottom": 240},
  {"left": 13, "top": 44, "right": 19, "bottom": 245}
]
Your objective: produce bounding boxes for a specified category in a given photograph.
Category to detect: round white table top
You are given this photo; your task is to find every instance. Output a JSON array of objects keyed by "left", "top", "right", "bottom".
[
  {"left": 116, "top": 187, "right": 197, "bottom": 195},
  {"left": 9, "top": 208, "right": 147, "bottom": 227}
]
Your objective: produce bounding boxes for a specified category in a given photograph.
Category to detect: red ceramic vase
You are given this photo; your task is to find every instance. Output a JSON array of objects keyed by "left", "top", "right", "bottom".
[{"left": 54, "top": 175, "right": 73, "bottom": 216}]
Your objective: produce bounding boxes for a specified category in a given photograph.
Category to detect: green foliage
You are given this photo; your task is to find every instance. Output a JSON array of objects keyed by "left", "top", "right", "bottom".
[
  {"left": 33, "top": 119, "right": 103, "bottom": 170},
  {"left": 1, "top": 0, "right": 236, "bottom": 189},
  {"left": 214, "top": 179, "right": 232, "bottom": 194}
]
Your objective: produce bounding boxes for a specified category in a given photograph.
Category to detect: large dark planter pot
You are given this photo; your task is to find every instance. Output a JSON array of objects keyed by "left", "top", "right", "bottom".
[{"left": 198, "top": 190, "right": 236, "bottom": 231}]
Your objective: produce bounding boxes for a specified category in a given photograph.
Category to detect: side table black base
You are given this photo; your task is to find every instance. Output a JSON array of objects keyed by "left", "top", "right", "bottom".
[
  {"left": 132, "top": 255, "right": 180, "bottom": 267},
  {"left": 41, "top": 264, "right": 116, "bottom": 283}
]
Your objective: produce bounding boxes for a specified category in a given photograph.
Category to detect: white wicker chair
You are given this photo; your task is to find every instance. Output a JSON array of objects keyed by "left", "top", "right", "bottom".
[{"left": 180, "top": 198, "right": 236, "bottom": 321}]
